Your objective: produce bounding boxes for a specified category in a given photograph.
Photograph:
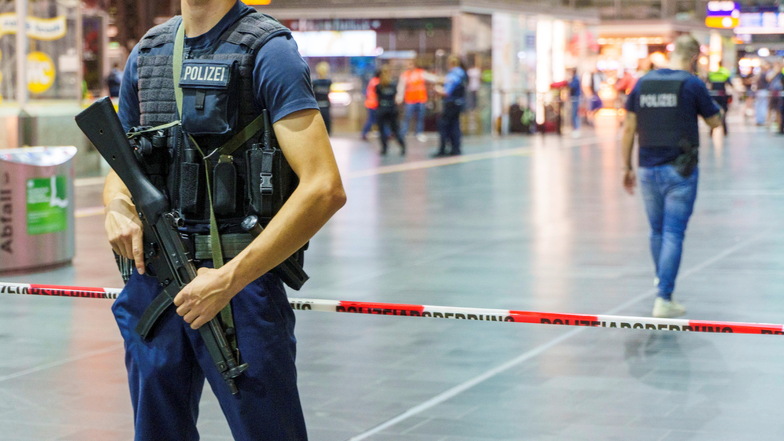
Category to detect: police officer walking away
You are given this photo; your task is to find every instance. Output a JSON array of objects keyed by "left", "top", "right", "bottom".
[
  {"left": 621, "top": 34, "right": 722, "bottom": 318},
  {"left": 103, "top": 1, "right": 346, "bottom": 439}
]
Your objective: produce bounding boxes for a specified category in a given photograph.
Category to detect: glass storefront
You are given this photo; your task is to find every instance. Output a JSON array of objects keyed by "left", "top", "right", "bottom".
[{"left": 0, "top": 0, "right": 81, "bottom": 103}]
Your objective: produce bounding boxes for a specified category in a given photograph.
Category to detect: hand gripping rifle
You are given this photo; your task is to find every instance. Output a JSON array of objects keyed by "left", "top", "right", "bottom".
[{"left": 75, "top": 97, "right": 248, "bottom": 394}]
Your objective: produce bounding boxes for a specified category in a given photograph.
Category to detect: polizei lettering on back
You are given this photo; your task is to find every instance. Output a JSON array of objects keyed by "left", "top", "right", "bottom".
[{"left": 639, "top": 93, "right": 678, "bottom": 108}]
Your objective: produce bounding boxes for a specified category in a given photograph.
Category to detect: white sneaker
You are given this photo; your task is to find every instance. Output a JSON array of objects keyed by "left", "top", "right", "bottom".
[
  {"left": 652, "top": 298, "right": 686, "bottom": 318},
  {"left": 416, "top": 133, "right": 428, "bottom": 142}
]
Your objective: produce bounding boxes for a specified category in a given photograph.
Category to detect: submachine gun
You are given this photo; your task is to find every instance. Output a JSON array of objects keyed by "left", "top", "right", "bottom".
[{"left": 75, "top": 97, "right": 248, "bottom": 394}]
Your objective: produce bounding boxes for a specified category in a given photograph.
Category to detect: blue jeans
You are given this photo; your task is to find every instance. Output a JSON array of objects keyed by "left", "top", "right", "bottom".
[
  {"left": 638, "top": 165, "right": 699, "bottom": 300},
  {"left": 570, "top": 97, "right": 580, "bottom": 130},
  {"left": 401, "top": 102, "right": 426, "bottom": 137},
  {"left": 755, "top": 90, "right": 769, "bottom": 125},
  {"left": 361, "top": 107, "right": 377, "bottom": 137}
]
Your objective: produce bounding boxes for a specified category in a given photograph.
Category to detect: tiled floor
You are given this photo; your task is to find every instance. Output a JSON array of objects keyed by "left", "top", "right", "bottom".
[{"left": 2, "top": 111, "right": 784, "bottom": 440}]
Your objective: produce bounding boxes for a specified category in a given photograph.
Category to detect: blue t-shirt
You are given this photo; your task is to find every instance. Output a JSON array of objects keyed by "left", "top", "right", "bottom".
[
  {"left": 626, "top": 68, "right": 720, "bottom": 167},
  {"left": 118, "top": 1, "right": 317, "bottom": 132},
  {"left": 443, "top": 66, "right": 467, "bottom": 104},
  {"left": 569, "top": 76, "right": 581, "bottom": 98}
]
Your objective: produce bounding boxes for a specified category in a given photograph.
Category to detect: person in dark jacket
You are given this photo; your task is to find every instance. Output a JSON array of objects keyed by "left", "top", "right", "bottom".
[
  {"left": 312, "top": 61, "right": 333, "bottom": 134},
  {"left": 375, "top": 64, "right": 406, "bottom": 155}
]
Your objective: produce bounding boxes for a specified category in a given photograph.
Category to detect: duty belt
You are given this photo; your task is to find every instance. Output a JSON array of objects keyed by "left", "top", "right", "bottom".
[{"left": 193, "top": 233, "right": 253, "bottom": 260}]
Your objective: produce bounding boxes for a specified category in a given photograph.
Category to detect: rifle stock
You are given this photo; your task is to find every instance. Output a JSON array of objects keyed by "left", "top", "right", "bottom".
[
  {"left": 75, "top": 97, "right": 248, "bottom": 394},
  {"left": 74, "top": 98, "right": 168, "bottom": 225}
]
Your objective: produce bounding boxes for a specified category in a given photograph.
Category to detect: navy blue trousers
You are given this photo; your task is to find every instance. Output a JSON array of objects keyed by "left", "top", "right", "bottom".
[
  {"left": 438, "top": 103, "right": 462, "bottom": 154},
  {"left": 112, "top": 269, "right": 307, "bottom": 441}
]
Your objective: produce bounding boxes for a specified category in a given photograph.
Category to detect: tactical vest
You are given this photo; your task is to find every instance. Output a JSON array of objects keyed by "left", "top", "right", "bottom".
[
  {"left": 402, "top": 69, "right": 428, "bottom": 104},
  {"left": 637, "top": 70, "right": 695, "bottom": 148},
  {"left": 135, "top": 11, "right": 294, "bottom": 226},
  {"left": 376, "top": 82, "right": 398, "bottom": 113}
]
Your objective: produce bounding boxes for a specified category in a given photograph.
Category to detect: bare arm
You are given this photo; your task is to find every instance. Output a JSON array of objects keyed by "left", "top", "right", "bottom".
[
  {"left": 102, "top": 169, "right": 145, "bottom": 273},
  {"left": 396, "top": 75, "right": 406, "bottom": 104},
  {"left": 174, "top": 109, "right": 346, "bottom": 329},
  {"left": 621, "top": 111, "right": 637, "bottom": 195}
]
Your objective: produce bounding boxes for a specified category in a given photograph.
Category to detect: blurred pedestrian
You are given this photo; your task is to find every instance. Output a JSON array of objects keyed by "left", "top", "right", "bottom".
[
  {"left": 768, "top": 61, "right": 783, "bottom": 131},
  {"left": 621, "top": 34, "right": 722, "bottom": 318},
  {"left": 466, "top": 63, "right": 481, "bottom": 111},
  {"left": 398, "top": 59, "right": 435, "bottom": 141},
  {"left": 584, "top": 68, "right": 604, "bottom": 126},
  {"left": 361, "top": 70, "right": 381, "bottom": 141},
  {"left": 312, "top": 61, "right": 333, "bottom": 134},
  {"left": 432, "top": 55, "right": 467, "bottom": 157},
  {"left": 706, "top": 61, "right": 732, "bottom": 135},
  {"left": 754, "top": 63, "right": 771, "bottom": 126},
  {"left": 568, "top": 68, "right": 581, "bottom": 136},
  {"left": 614, "top": 69, "right": 635, "bottom": 109},
  {"left": 376, "top": 65, "right": 406, "bottom": 155},
  {"left": 106, "top": 63, "right": 123, "bottom": 98}
]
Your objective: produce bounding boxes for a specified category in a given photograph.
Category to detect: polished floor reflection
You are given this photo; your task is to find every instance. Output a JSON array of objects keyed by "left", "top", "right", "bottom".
[{"left": 1, "top": 112, "right": 784, "bottom": 440}]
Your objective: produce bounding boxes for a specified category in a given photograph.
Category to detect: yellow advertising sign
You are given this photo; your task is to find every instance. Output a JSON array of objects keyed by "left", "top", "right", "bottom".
[
  {"left": 705, "top": 16, "right": 739, "bottom": 29},
  {"left": 27, "top": 51, "right": 55, "bottom": 94},
  {"left": 0, "top": 13, "right": 67, "bottom": 40}
]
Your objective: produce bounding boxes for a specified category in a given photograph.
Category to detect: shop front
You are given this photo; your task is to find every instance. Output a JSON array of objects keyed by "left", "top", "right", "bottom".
[
  {"left": 596, "top": 20, "right": 734, "bottom": 112},
  {"left": 258, "top": 0, "right": 597, "bottom": 136}
]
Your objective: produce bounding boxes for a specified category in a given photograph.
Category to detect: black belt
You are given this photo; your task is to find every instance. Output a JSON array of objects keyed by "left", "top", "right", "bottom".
[{"left": 193, "top": 233, "right": 253, "bottom": 260}]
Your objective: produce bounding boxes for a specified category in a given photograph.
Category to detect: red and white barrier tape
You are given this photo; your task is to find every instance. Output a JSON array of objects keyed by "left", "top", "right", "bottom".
[{"left": 2, "top": 282, "right": 783, "bottom": 336}]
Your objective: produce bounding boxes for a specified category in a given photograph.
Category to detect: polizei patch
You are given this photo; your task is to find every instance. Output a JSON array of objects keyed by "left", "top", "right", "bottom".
[
  {"left": 179, "top": 61, "right": 231, "bottom": 88},
  {"left": 639, "top": 93, "right": 678, "bottom": 108}
]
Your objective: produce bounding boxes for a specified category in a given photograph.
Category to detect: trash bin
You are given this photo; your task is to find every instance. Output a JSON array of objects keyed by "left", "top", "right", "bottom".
[{"left": 0, "top": 146, "right": 77, "bottom": 273}]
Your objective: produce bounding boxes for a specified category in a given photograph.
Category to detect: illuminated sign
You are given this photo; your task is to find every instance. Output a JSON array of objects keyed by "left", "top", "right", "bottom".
[
  {"left": 292, "top": 31, "right": 378, "bottom": 57},
  {"left": 27, "top": 51, "right": 55, "bottom": 94},
  {"left": 736, "top": 11, "right": 784, "bottom": 34},
  {"left": 0, "top": 14, "right": 68, "bottom": 40},
  {"left": 706, "top": 1, "right": 740, "bottom": 28}
]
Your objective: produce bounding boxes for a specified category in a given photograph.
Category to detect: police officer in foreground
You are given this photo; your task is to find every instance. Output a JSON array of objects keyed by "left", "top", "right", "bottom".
[
  {"left": 102, "top": 1, "right": 346, "bottom": 439},
  {"left": 621, "top": 34, "right": 722, "bottom": 319}
]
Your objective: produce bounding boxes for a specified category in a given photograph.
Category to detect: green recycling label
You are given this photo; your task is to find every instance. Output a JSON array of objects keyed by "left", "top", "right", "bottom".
[{"left": 26, "top": 176, "right": 68, "bottom": 235}]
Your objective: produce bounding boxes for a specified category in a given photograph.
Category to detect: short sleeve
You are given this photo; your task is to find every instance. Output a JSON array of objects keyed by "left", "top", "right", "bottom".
[
  {"left": 252, "top": 35, "right": 319, "bottom": 124},
  {"left": 625, "top": 81, "right": 640, "bottom": 114},
  {"left": 690, "top": 77, "right": 721, "bottom": 119}
]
